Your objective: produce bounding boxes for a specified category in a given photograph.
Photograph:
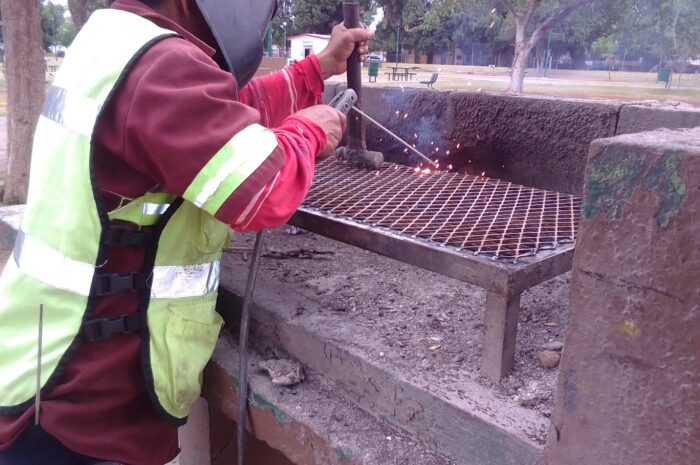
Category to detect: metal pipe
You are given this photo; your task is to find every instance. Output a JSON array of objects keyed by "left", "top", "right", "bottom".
[
  {"left": 350, "top": 106, "right": 439, "bottom": 169},
  {"left": 342, "top": 2, "right": 366, "bottom": 151},
  {"left": 237, "top": 230, "right": 266, "bottom": 465}
]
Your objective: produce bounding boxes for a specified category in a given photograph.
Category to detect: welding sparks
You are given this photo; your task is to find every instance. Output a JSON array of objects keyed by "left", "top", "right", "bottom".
[
  {"left": 403, "top": 113, "right": 409, "bottom": 119},
  {"left": 491, "top": 7, "right": 496, "bottom": 13},
  {"left": 476, "top": 134, "right": 481, "bottom": 141},
  {"left": 481, "top": 171, "right": 486, "bottom": 177},
  {"left": 395, "top": 110, "right": 400, "bottom": 117},
  {"left": 447, "top": 164, "right": 453, "bottom": 170},
  {"left": 446, "top": 150, "right": 450, "bottom": 155},
  {"left": 489, "top": 21, "right": 495, "bottom": 29},
  {"left": 414, "top": 166, "right": 420, "bottom": 173},
  {"left": 414, "top": 133, "right": 418, "bottom": 139},
  {"left": 403, "top": 148, "right": 409, "bottom": 154},
  {"left": 456, "top": 143, "right": 461, "bottom": 149},
  {"left": 422, "top": 168, "right": 431, "bottom": 174}
]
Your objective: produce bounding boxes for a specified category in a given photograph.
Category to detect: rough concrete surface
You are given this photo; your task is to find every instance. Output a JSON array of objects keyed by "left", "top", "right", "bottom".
[
  {"left": 220, "top": 229, "right": 570, "bottom": 463},
  {"left": 346, "top": 87, "right": 621, "bottom": 195},
  {"left": 205, "top": 335, "right": 455, "bottom": 465},
  {"left": 616, "top": 102, "right": 700, "bottom": 135},
  {"left": 546, "top": 127, "right": 700, "bottom": 465}
]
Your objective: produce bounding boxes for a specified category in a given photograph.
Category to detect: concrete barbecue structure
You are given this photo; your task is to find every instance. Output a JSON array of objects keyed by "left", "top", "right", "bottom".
[{"left": 0, "top": 89, "right": 698, "bottom": 465}]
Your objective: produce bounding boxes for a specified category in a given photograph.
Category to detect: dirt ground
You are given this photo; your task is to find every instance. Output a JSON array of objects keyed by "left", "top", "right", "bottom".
[{"left": 228, "top": 227, "right": 570, "bottom": 427}]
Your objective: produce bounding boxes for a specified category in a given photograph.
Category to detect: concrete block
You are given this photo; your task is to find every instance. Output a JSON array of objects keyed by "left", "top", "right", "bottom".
[
  {"left": 359, "top": 88, "right": 620, "bottom": 195},
  {"left": 217, "top": 258, "right": 547, "bottom": 465},
  {"left": 616, "top": 104, "right": 700, "bottom": 135},
  {"left": 546, "top": 127, "right": 700, "bottom": 465},
  {"left": 204, "top": 337, "right": 454, "bottom": 465},
  {"left": 178, "top": 398, "right": 211, "bottom": 465}
]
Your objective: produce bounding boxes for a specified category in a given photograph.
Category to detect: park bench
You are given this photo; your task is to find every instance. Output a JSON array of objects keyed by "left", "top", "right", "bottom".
[{"left": 420, "top": 72, "right": 439, "bottom": 88}]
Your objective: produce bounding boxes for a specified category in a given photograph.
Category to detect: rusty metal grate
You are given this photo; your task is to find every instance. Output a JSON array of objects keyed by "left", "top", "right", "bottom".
[{"left": 302, "top": 159, "right": 582, "bottom": 261}]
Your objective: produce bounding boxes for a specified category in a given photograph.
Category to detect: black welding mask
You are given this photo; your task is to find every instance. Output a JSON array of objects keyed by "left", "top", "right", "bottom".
[{"left": 194, "top": 0, "right": 278, "bottom": 87}]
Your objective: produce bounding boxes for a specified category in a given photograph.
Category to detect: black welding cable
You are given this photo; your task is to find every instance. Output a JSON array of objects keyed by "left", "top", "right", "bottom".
[{"left": 237, "top": 230, "right": 265, "bottom": 465}]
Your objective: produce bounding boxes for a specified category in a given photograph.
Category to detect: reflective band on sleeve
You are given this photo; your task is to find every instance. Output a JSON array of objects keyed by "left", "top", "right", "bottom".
[
  {"left": 14, "top": 229, "right": 95, "bottom": 295},
  {"left": 42, "top": 86, "right": 101, "bottom": 138},
  {"left": 143, "top": 203, "right": 171, "bottom": 216},
  {"left": 183, "top": 124, "right": 278, "bottom": 215},
  {"left": 13, "top": 231, "right": 219, "bottom": 299},
  {"left": 150, "top": 261, "right": 220, "bottom": 299}
]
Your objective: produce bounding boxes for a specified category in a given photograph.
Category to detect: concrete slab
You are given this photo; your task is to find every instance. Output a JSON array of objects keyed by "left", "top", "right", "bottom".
[
  {"left": 547, "top": 127, "right": 700, "bottom": 465},
  {"left": 205, "top": 335, "right": 455, "bottom": 465},
  {"left": 616, "top": 103, "right": 700, "bottom": 135},
  {"left": 218, "top": 252, "right": 548, "bottom": 465}
]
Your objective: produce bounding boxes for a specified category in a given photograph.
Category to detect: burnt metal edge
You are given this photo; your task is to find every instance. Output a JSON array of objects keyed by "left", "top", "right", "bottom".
[{"left": 290, "top": 208, "right": 575, "bottom": 295}]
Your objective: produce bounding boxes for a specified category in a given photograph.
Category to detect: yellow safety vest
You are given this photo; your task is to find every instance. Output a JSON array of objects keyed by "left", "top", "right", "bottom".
[{"left": 0, "top": 8, "right": 278, "bottom": 423}]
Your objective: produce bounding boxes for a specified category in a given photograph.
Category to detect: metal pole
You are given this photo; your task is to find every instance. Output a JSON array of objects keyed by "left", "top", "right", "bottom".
[
  {"left": 267, "top": 24, "right": 273, "bottom": 57},
  {"left": 283, "top": 23, "right": 287, "bottom": 58},
  {"left": 544, "top": 32, "right": 551, "bottom": 77},
  {"left": 237, "top": 231, "right": 266, "bottom": 465}
]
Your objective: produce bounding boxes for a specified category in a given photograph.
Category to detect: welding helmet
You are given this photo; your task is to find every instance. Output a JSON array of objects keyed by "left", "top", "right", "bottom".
[{"left": 194, "top": 0, "right": 278, "bottom": 87}]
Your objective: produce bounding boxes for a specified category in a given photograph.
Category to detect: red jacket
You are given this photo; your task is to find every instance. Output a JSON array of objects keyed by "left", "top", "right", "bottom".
[{"left": 0, "top": 1, "right": 327, "bottom": 464}]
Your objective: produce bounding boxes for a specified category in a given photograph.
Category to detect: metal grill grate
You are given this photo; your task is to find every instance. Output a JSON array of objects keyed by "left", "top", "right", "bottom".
[{"left": 302, "top": 159, "right": 582, "bottom": 260}]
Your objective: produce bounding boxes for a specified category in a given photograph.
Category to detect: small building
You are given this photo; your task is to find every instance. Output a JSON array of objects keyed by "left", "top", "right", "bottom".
[{"left": 289, "top": 33, "right": 330, "bottom": 63}]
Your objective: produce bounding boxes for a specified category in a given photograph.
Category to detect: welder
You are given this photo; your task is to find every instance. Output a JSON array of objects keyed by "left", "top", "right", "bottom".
[{"left": 0, "top": 0, "right": 372, "bottom": 463}]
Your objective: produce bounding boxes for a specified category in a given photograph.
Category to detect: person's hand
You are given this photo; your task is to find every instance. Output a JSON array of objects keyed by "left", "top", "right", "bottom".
[
  {"left": 316, "top": 23, "right": 374, "bottom": 80},
  {"left": 295, "top": 105, "right": 347, "bottom": 160}
]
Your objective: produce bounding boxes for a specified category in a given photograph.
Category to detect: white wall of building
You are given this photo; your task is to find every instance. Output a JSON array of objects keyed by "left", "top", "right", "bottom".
[{"left": 289, "top": 34, "right": 330, "bottom": 63}]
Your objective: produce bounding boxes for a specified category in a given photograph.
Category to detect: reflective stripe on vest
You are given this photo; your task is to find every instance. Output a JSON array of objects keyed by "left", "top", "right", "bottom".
[
  {"left": 13, "top": 230, "right": 220, "bottom": 299},
  {"left": 183, "top": 123, "right": 278, "bottom": 216},
  {"left": 42, "top": 86, "right": 101, "bottom": 138},
  {"left": 143, "top": 203, "right": 171, "bottom": 216}
]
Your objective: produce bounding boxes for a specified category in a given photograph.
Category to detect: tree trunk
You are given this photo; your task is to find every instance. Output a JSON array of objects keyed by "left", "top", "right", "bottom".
[
  {"left": 67, "top": 0, "right": 104, "bottom": 31},
  {"left": 507, "top": 21, "right": 532, "bottom": 94},
  {"left": 0, "top": 0, "right": 45, "bottom": 204}
]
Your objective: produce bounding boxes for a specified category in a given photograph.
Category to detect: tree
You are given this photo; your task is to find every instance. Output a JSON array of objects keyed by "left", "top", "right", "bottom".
[
  {"left": 66, "top": 0, "right": 107, "bottom": 31},
  {"left": 41, "top": 1, "right": 68, "bottom": 51},
  {"left": 495, "top": 0, "right": 594, "bottom": 93},
  {"left": 0, "top": 0, "right": 45, "bottom": 204},
  {"left": 271, "top": 0, "right": 293, "bottom": 49},
  {"left": 292, "top": 0, "right": 374, "bottom": 34}
]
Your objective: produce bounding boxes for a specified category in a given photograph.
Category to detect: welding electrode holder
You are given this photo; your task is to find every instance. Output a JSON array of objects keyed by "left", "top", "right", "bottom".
[{"left": 329, "top": 88, "right": 358, "bottom": 116}]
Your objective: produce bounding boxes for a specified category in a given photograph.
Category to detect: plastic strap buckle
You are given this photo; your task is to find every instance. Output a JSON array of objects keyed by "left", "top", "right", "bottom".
[
  {"left": 82, "top": 314, "right": 145, "bottom": 342},
  {"left": 103, "top": 226, "right": 154, "bottom": 248},
  {"left": 92, "top": 272, "right": 149, "bottom": 296}
]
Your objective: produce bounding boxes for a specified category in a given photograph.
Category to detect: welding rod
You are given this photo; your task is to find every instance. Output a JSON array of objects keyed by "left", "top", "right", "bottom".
[
  {"left": 349, "top": 106, "right": 439, "bottom": 169},
  {"left": 237, "top": 230, "right": 265, "bottom": 465}
]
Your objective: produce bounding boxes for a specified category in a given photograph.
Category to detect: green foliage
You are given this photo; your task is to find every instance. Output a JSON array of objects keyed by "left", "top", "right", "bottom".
[
  {"left": 271, "top": 0, "right": 293, "bottom": 47},
  {"left": 41, "top": 1, "right": 67, "bottom": 50},
  {"left": 292, "top": 0, "right": 374, "bottom": 34},
  {"left": 57, "top": 18, "right": 77, "bottom": 47}
]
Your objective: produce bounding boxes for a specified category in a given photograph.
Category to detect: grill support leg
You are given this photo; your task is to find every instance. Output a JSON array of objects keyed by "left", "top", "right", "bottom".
[{"left": 481, "top": 290, "right": 521, "bottom": 381}]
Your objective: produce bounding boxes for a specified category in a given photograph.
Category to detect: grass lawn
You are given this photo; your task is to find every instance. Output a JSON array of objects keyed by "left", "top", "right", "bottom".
[{"left": 337, "top": 63, "right": 700, "bottom": 106}]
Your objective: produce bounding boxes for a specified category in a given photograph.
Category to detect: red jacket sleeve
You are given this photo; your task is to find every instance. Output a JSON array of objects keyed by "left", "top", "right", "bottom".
[
  {"left": 95, "top": 37, "right": 327, "bottom": 230},
  {"left": 239, "top": 56, "right": 325, "bottom": 128}
]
